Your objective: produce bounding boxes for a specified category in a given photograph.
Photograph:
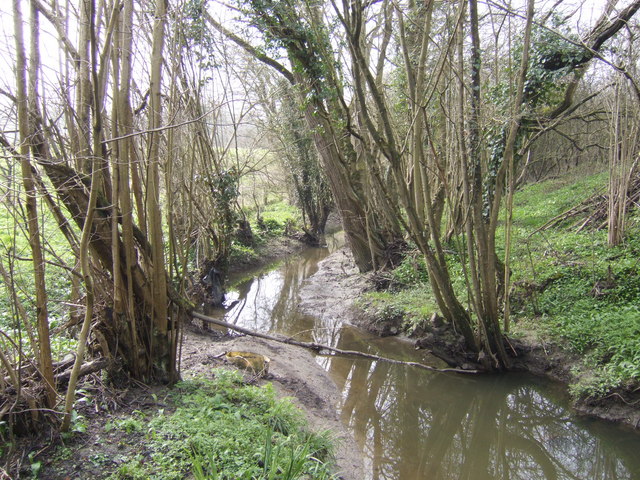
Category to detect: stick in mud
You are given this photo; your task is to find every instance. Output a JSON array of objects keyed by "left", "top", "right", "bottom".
[{"left": 191, "top": 311, "right": 479, "bottom": 375}]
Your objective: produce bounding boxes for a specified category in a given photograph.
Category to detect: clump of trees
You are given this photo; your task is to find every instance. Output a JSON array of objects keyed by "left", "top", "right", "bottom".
[
  {"left": 214, "top": 0, "right": 640, "bottom": 369},
  {"left": 0, "top": 0, "right": 295, "bottom": 433},
  {"left": 0, "top": 0, "right": 639, "bottom": 436}
]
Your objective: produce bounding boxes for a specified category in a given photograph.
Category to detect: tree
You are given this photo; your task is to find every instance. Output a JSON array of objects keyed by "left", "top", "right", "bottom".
[
  {"left": 206, "top": 3, "right": 404, "bottom": 272},
  {"left": 259, "top": 79, "right": 333, "bottom": 238}
]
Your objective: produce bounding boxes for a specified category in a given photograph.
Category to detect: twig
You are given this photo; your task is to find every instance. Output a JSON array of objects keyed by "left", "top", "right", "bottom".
[{"left": 191, "top": 312, "right": 479, "bottom": 374}]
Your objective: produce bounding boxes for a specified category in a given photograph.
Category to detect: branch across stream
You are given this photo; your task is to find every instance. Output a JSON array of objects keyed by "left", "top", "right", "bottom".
[{"left": 191, "top": 311, "right": 479, "bottom": 375}]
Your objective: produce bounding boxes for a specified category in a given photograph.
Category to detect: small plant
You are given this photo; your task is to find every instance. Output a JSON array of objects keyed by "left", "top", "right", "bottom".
[
  {"left": 391, "top": 253, "right": 429, "bottom": 287},
  {"left": 28, "top": 451, "right": 42, "bottom": 479},
  {"left": 230, "top": 242, "right": 259, "bottom": 263},
  {"left": 61, "top": 410, "right": 87, "bottom": 440},
  {"left": 98, "top": 372, "right": 337, "bottom": 479},
  {"left": 105, "top": 416, "right": 145, "bottom": 435},
  {"left": 191, "top": 449, "right": 220, "bottom": 480}
]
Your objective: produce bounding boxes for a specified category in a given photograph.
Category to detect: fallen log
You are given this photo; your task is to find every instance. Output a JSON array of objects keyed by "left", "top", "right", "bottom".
[
  {"left": 191, "top": 311, "right": 479, "bottom": 375},
  {"left": 54, "top": 357, "right": 109, "bottom": 383}
]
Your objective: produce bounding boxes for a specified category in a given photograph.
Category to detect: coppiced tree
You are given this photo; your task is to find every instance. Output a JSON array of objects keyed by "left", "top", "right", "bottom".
[
  {"left": 11, "top": 0, "right": 56, "bottom": 410},
  {"left": 0, "top": 0, "right": 246, "bottom": 430}
]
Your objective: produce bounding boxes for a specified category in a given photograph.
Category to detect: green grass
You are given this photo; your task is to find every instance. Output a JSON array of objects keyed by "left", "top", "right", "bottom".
[
  {"left": 364, "top": 168, "right": 640, "bottom": 399},
  {"left": 502, "top": 171, "right": 640, "bottom": 396},
  {"left": 105, "top": 371, "right": 337, "bottom": 480},
  {"left": 0, "top": 193, "right": 78, "bottom": 362},
  {"left": 258, "top": 201, "right": 300, "bottom": 237}
]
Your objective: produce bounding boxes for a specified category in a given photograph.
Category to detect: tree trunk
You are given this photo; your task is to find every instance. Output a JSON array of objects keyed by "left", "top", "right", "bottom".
[{"left": 14, "top": 0, "right": 56, "bottom": 409}]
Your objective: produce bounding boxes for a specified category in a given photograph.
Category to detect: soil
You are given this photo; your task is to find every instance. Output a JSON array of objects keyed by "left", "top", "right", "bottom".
[
  {"left": 297, "top": 248, "right": 368, "bottom": 324},
  {"left": 180, "top": 327, "right": 364, "bottom": 479},
  {"left": 5, "top": 237, "right": 638, "bottom": 478}
]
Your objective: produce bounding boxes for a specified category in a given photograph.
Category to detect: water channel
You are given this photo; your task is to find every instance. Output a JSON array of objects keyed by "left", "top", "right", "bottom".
[{"left": 205, "top": 235, "right": 640, "bottom": 480}]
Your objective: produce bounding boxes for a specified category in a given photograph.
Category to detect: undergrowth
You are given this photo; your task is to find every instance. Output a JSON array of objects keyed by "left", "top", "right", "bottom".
[
  {"left": 231, "top": 200, "right": 301, "bottom": 263},
  {"left": 102, "top": 370, "right": 337, "bottom": 480},
  {"left": 360, "top": 168, "right": 640, "bottom": 400}
]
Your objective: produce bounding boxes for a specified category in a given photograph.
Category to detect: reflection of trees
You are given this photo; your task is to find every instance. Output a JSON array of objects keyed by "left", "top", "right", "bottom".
[
  {"left": 213, "top": 245, "right": 332, "bottom": 336},
  {"left": 203, "top": 243, "right": 637, "bottom": 480},
  {"left": 330, "top": 328, "right": 638, "bottom": 480}
]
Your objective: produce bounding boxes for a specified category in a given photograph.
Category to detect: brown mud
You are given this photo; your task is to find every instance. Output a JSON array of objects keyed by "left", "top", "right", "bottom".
[{"left": 1, "top": 234, "right": 363, "bottom": 480}]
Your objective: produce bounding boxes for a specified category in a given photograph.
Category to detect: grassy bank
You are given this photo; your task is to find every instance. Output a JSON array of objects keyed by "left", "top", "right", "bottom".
[
  {"left": 358, "top": 169, "right": 640, "bottom": 400},
  {"left": 20, "top": 370, "right": 337, "bottom": 479}
]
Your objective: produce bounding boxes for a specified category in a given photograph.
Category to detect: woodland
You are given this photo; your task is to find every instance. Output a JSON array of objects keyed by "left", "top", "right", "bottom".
[{"left": 1, "top": 0, "right": 640, "bottom": 477}]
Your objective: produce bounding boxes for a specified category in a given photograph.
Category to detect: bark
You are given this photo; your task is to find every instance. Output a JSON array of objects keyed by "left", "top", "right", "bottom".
[
  {"left": 205, "top": 8, "right": 399, "bottom": 272},
  {"left": 467, "top": 0, "right": 510, "bottom": 368},
  {"left": 14, "top": 0, "right": 57, "bottom": 409},
  {"left": 147, "top": 0, "right": 170, "bottom": 335}
]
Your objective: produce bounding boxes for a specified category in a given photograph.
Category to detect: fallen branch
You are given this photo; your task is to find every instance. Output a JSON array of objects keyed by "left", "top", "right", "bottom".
[
  {"left": 54, "top": 357, "right": 109, "bottom": 383},
  {"left": 191, "top": 312, "right": 479, "bottom": 374}
]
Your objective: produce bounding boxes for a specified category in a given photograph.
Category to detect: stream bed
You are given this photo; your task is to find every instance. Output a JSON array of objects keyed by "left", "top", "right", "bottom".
[{"left": 204, "top": 237, "right": 640, "bottom": 480}]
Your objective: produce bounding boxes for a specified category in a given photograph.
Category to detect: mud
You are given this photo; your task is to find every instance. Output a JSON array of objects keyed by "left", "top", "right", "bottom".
[{"left": 297, "top": 248, "right": 368, "bottom": 324}]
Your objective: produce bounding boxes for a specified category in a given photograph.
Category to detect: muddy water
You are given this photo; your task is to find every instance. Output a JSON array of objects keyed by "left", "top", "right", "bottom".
[{"left": 204, "top": 238, "right": 640, "bottom": 480}]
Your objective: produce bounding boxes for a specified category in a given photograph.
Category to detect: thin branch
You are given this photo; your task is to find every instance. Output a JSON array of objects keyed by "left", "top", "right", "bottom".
[
  {"left": 203, "top": 12, "right": 295, "bottom": 84},
  {"left": 191, "top": 311, "right": 479, "bottom": 374},
  {"left": 102, "top": 109, "right": 214, "bottom": 144}
]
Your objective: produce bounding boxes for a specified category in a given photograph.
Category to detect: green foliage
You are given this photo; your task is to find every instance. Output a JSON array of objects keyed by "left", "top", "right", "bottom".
[
  {"left": 505, "top": 171, "right": 640, "bottom": 398},
  {"left": 258, "top": 201, "right": 300, "bottom": 236},
  {"left": 238, "top": 0, "right": 339, "bottom": 102},
  {"left": 105, "top": 412, "right": 146, "bottom": 435},
  {"left": 28, "top": 451, "right": 42, "bottom": 479},
  {"left": 230, "top": 243, "right": 260, "bottom": 264},
  {"left": 523, "top": 16, "right": 589, "bottom": 109},
  {"left": 362, "top": 168, "right": 639, "bottom": 400},
  {"left": 359, "top": 285, "right": 437, "bottom": 333},
  {"left": 0, "top": 189, "right": 78, "bottom": 362},
  {"left": 391, "top": 252, "right": 429, "bottom": 287},
  {"left": 482, "top": 15, "right": 590, "bottom": 218},
  {"left": 179, "top": 0, "right": 218, "bottom": 71},
  {"left": 105, "top": 371, "right": 336, "bottom": 480}
]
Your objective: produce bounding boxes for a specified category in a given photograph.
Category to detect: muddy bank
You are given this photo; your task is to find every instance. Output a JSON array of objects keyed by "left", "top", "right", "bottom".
[
  {"left": 508, "top": 334, "right": 640, "bottom": 428},
  {"left": 297, "top": 248, "right": 368, "bottom": 323},
  {"left": 229, "top": 236, "right": 309, "bottom": 275},
  {"left": 300, "top": 247, "right": 640, "bottom": 430},
  {"left": 180, "top": 326, "right": 364, "bottom": 479}
]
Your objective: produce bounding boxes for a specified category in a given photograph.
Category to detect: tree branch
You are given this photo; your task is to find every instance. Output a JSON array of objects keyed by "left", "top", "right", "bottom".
[
  {"left": 203, "top": 12, "right": 295, "bottom": 84},
  {"left": 191, "top": 311, "right": 479, "bottom": 374}
]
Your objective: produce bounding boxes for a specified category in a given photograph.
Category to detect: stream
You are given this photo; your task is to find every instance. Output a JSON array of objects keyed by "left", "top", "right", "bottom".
[{"left": 204, "top": 236, "right": 640, "bottom": 480}]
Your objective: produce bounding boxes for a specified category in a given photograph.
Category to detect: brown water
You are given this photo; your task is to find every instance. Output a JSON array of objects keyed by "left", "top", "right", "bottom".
[{"left": 205, "top": 238, "right": 640, "bottom": 480}]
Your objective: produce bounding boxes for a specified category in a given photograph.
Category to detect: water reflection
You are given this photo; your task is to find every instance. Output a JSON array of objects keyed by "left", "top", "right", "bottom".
[
  {"left": 321, "top": 327, "right": 640, "bottom": 480},
  {"left": 201, "top": 239, "right": 640, "bottom": 480}
]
